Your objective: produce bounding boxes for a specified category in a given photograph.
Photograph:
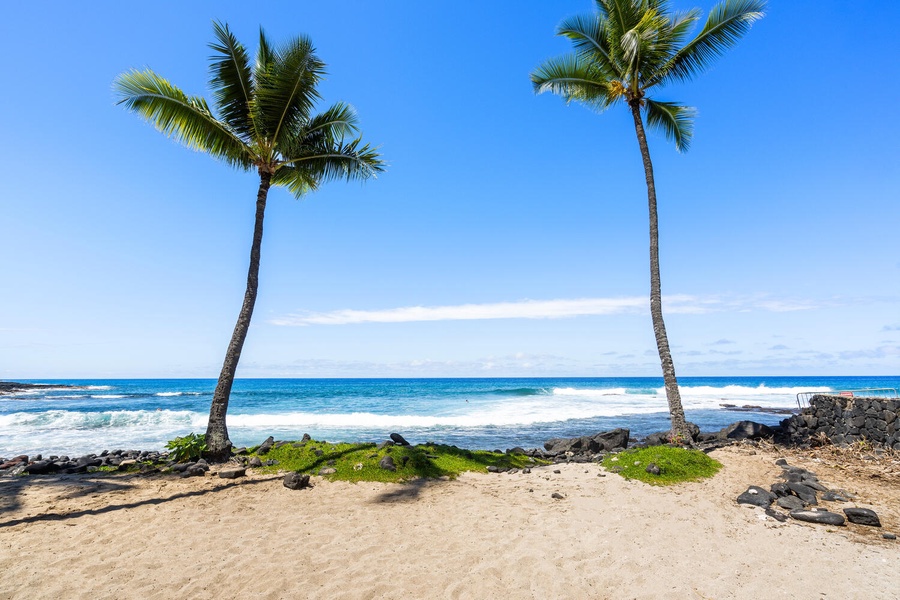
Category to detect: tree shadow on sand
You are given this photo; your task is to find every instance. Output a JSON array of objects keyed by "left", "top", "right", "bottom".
[{"left": 0, "top": 473, "right": 280, "bottom": 528}]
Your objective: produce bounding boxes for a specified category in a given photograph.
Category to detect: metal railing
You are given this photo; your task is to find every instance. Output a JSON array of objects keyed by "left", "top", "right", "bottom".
[{"left": 796, "top": 388, "right": 899, "bottom": 410}]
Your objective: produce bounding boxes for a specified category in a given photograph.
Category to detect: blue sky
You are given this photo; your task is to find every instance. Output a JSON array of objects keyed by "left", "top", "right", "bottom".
[{"left": 1, "top": 1, "right": 898, "bottom": 378}]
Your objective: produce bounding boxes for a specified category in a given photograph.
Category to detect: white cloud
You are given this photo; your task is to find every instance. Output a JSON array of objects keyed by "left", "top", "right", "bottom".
[{"left": 270, "top": 294, "right": 820, "bottom": 327}]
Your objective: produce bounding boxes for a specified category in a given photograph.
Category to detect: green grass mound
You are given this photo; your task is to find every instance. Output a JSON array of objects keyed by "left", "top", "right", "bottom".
[
  {"left": 252, "top": 439, "right": 545, "bottom": 483},
  {"left": 602, "top": 446, "right": 722, "bottom": 485}
]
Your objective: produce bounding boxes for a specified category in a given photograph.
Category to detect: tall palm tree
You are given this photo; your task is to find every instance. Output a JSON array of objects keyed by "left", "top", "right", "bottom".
[
  {"left": 115, "top": 22, "right": 384, "bottom": 460},
  {"left": 532, "top": 0, "right": 764, "bottom": 442}
]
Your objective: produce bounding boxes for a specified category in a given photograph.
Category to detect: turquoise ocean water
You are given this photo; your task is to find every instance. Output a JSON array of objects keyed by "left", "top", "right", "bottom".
[{"left": 2, "top": 376, "right": 898, "bottom": 457}]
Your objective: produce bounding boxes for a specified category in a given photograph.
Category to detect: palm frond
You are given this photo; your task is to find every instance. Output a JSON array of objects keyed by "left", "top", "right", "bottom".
[
  {"left": 270, "top": 164, "right": 318, "bottom": 196},
  {"left": 114, "top": 69, "right": 252, "bottom": 168},
  {"left": 255, "top": 35, "right": 324, "bottom": 149},
  {"left": 278, "top": 138, "right": 384, "bottom": 191},
  {"left": 653, "top": 0, "right": 766, "bottom": 85},
  {"left": 209, "top": 21, "right": 256, "bottom": 139},
  {"left": 301, "top": 102, "right": 361, "bottom": 142},
  {"left": 644, "top": 99, "right": 696, "bottom": 152},
  {"left": 531, "top": 54, "right": 622, "bottom": 111},
  {"left": 557, "top": 14, "right": 621, "bottom": 80}
]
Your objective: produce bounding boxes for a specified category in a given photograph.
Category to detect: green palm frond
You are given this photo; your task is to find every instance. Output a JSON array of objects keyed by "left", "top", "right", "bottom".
[
  {"left": 255, "top": 34, "right": 324, "bottom": 149},
  {"left": 644, "top": 99, "right": 696, "bottom": 152},
  {"left": 114, "top": 69, "right": 252, "bottom": 168},
  {"left": 653, "top": 0, "right": 765, "bottom": 86},
  {"left": 557, "top": 14, "right": 621, "bottom": 80},
  {"left": 279, "top": 138, "right": 384, "bottom": 189},
  {"left": 270, "top": 164, "right": 318, "bottom": 196},
  {"left": 531, "top": 54, "right": 622, "bottom": 111},
  {"left": 301, "top": 102, "right": 361, "bottom": 143},
  {"left": 209, "top": 21, "right": 256, "bottom": 139}
]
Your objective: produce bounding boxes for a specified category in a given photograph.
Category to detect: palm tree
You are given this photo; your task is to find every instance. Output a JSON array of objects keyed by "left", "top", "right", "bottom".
[
  {"left": 115, "top": 22, "right": 384, "bottom": 460},
  {"left": 532, "top": 0, "right": 764, "bottom": 442}
]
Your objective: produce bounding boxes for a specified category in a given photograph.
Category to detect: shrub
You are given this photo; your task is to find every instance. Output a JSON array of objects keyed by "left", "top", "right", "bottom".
[{"left": 166, "top": 432, "right": 207, "bottom": 462}]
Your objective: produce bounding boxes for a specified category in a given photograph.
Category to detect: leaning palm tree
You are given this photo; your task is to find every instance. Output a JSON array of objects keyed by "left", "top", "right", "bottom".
[
  {"left": 115, "top": 22, "right": 384, "bottom": 460},
  {"left": 532, "top": 0, "right": 765, "bottom": 442}
]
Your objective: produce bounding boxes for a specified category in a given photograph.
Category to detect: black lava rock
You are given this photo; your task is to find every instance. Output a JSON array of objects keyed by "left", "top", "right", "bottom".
[
  {"left": 737, "top": 486, "right": 776, "bottom": 508},
  {"left": 218, "top": 467, "right": 246, "bottom": 479},
  {"left": 379, "top": 455, "right": 397, "bottom": 471},
  {"left": 283, "top": 472, "right": 311, "bottom": 490},
  {"left": 389, "top": 433, "right": 411, "bottom": 446},
  {"left": 843, "top": 508, "right": 881, "bottom": 527},
  {"left": 789, "top": 510, "right": 845, "bottom": 526},
  {"left": 256, "top": 436, "right": 275, "bottom": 455}
]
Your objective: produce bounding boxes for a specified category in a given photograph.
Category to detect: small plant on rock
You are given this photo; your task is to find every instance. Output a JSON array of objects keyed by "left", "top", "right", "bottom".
[{"left": 166, "top": 433, "right": 207, "bottom": 462}]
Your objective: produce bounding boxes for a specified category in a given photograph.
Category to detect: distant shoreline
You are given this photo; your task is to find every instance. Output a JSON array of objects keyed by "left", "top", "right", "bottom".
[{"left": 0, "top": 381, "right": 78, "bottom": 396}]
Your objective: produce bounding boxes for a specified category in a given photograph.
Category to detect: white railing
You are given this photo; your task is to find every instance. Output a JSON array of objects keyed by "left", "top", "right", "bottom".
[{"left": 796, "top": 388, "right": 899, "bottom": 410}]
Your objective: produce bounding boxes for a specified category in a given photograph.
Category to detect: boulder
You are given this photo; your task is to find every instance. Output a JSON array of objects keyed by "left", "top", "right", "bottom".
[
  {"left": 770, "top": 483, "right": 792, "bottom": 497},
  {"left": 719, "top": 421, "right": 774, "bottom": 441},
  {"left": 218, "top": 467, "right": 246, "bottom": 479},
  {"left": 645, "top": 463, "right": 661, "bottom": 476},
  {"left": 737, "top": 486, "right": 776, "bottom": 508},
  {"left": 590, "top": 428, "right": 630, "bottom": 452},
  {"left": 283, "top": 472, "right": 311, "bottom": 490},
  {"left": 787, "top": 482, "right": 818, "bottom": 505},
  {"left": 248, "top": 457, "right": 263, "bottom": 468},
  {"left": 789, "top": 510, "right": 845, "bottom": 526},
  {"left": 24, "top": 460, "right": 59, "bottom": 475},
  {"left": 843, "top": 508, "right": 881, "bottom": 527},
  {"left": 776, "top": 496, "right": 805, "bottom": 510},
  {"left": 389, "top": 433, "right": 410, "bottom": 446},
  {"left": 256, "top": 436, "right": 275, "bottom": 455},
  {"left": 379, "top": 455, "right": 397, "bottom": 472}
]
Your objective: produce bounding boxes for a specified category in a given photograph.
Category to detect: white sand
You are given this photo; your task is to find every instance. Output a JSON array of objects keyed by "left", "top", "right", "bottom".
[{"left": 1, "top": 445, "right": 897, "bottom": 599}]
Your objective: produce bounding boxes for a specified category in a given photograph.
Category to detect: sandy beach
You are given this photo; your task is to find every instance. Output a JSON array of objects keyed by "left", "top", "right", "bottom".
[{"left": 1, "top": 444, "right": 897, "bottom": 599}]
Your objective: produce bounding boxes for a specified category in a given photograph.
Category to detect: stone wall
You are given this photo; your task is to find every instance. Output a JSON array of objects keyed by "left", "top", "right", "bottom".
[{"left": 781, "top": 395, "right": 900, "bottom": 449}]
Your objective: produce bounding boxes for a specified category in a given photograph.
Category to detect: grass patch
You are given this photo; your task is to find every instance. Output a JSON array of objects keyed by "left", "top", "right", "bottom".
[
  {"left": 252, "top": 439, "right": 546, "bottom": 483},
  {"left": 602, "top": 446, "right": 722, "bottom": 485}
]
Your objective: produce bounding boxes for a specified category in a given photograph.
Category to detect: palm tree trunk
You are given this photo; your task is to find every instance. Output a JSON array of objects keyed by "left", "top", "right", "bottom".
[
  {"left": 205, "top": 169, "right": 272, "bottom": 460},
  {"left": 629, "top": 103, "right": 692, "bottom": 443}
]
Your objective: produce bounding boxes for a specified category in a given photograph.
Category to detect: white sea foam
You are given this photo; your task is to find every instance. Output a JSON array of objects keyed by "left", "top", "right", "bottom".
[
  {"left": 156, "top": 392, "right": 183, "bottom": 397},
  {"left": 91, "top": 394, "right": 126, "bottom": 399}
]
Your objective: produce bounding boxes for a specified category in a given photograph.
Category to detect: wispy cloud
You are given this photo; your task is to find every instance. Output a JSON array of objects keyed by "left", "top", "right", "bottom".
[{"left": 270, "top": 294, "right": 821, "bottom": 327}]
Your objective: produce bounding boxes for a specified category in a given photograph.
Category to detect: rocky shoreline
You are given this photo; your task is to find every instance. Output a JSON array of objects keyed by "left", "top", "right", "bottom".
[{"left": 0, "top": 381, "right": 77, "bottom": 395}]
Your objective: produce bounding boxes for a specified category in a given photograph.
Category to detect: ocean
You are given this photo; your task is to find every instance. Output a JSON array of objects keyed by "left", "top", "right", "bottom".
[{"left": 2, "top": 376, "right": 898, "bottom": 457}]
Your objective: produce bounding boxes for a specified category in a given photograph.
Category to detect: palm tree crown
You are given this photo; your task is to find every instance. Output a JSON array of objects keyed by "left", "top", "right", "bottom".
[
  {"left": 115, "top": 21, "right": 383, "bottom": 189},
  {"left": 532, "top": 0, "right": 765, "bottom": 152}
]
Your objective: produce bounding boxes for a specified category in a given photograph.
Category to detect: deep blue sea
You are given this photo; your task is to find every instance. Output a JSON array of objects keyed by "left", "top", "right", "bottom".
[{"left": 2, "top": 376, "right": 898, "bottom": 457}]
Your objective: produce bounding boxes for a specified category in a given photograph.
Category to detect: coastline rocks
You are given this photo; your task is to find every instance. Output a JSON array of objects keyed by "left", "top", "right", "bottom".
[
  {"left": 389, "top": 433, "right": 411, "bottom": 446},
  {"left": 379, "top": 455, "right": 397, "bottom": 472},
  {"left": 843, "top": 508, "right": 881, "bottom": 527},
  {"left": 255, "top": 436, "right": 275, "bottom": 455},
  {"left": 789, "top": 510, "right": 845, "bottom": 526},
  {"left": 544, "top": 428, "right": 629, "bottom": 457},
  {"left": 718, "top": 421, "right": 774, "bottom": 441}
]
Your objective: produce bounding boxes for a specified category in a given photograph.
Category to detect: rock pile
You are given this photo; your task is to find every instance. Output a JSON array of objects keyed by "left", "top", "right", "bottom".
[
  {"left": 736, "top": 458, "right": 891, "bottom": 536},
  {"left": 0, "top": 449, "right": 168, "bottom": 476}
]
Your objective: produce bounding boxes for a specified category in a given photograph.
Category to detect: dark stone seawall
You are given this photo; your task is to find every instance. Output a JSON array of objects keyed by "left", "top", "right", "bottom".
[{"left": 781, "top": 395, "right": 900, "bottom": 449}]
